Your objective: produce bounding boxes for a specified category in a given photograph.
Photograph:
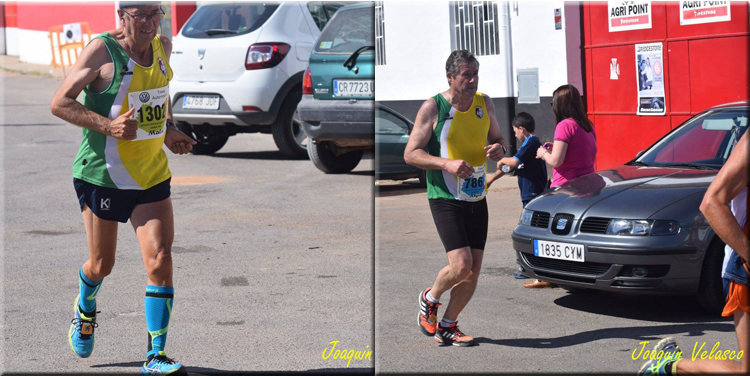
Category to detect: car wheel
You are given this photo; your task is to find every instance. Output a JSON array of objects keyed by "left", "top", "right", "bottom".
[
  {"left": 417, "top": 169, "right": 427, "bottom": 188},
  {"left": 272, "top": 90, "right": 307, "bottom": 159},
  {"left": 308, "top": 141, "right": 363, "bottom": 173},
  {"left": 696, "top": 238, "right": 726, "bottom": 316},
  {"left": 177, "top": 123, "right": 229, "bottom": 155}
]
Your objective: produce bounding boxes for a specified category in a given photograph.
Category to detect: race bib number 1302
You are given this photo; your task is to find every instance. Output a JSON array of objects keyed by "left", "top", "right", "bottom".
[{"left": 128, "top": 86, "right": 169, "bottom": 140}]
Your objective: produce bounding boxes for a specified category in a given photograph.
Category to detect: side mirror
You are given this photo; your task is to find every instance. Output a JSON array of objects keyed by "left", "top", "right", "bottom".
[{"left": 636, "top": 150, "right": 645, "bottom": 158}]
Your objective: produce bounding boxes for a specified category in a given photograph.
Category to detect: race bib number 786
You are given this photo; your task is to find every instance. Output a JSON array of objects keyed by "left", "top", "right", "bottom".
[{"left": 457, "top": 164, "right": 486, "bottom": 201}]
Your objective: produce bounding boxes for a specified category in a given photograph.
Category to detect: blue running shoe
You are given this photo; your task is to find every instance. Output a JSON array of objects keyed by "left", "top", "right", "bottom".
[
  {"left": 141, "top": 351, "right": 186, "bottom": 375},
  {"left": 638, "top": 337, "right": 684, "bottom": 375},
  {"left": 68, "top": 294, "right": 98, "bottom": 358}
]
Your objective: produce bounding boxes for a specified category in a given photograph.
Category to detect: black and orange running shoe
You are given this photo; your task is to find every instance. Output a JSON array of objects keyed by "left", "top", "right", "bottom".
[
  {"left": 418, "top": 287, "right": 441, "bottom": 336},
  {"left": 434, "top": 321, "right": 475, "bottom": 347}
]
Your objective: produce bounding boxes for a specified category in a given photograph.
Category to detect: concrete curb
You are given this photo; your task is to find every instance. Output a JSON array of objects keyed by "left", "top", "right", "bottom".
[{"left": 1, "top": 55, "right": 66, "bottom": 80}]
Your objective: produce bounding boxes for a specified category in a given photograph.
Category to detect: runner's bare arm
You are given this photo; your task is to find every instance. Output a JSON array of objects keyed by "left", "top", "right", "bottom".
[
  {"left": 161, "top": 34, "right": 174, "bottom": 124},
  {"left": 483, "top": 95, "right": 507, "bottom": 161},
  {"left": 50, "top": 38, "right": 138, "bottom": 140},
  {"left": 159, "top": 34, "right": 195, "bottom": 154},
  {"left": 700, "top": 132, "right": 750, "bottom": 262},
  {"left": 404, "top": 98, "right": 474, "bottom": 177}
]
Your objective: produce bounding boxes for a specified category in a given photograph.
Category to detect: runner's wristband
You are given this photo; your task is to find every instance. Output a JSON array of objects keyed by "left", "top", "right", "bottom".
[{"left": 166, "top": 120, "right": 176, "bottom": 128}]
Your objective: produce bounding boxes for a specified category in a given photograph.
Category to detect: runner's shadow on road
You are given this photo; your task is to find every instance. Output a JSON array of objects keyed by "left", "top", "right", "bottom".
[
  {"left": 208, "top": 151, "right": 297, "bottom": 161},
  {"left": 92, "top": 363, "right": 373, "bottom": 374},
  {"left": 187, "top": 367, "right": 373, "bottom": 375},
  {"left": 376, "top": 182, "right": 425, "bottom": 197},
  {"left": 552, "top": 290, "right": 728, "bottom": 323},
  {"left": 473, "top": 322, "right": 735, "bottom": 349}
]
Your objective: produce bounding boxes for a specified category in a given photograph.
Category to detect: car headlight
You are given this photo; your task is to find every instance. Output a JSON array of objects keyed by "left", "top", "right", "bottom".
[
  {"left": 650, "top": 220, "right": 680, "bottom": 236},
  {"left": 606, "top": 219, "right": 679, "bottom": 236},
  {"left": 520, "top": 209, "right": 533, "bottom": 225}
]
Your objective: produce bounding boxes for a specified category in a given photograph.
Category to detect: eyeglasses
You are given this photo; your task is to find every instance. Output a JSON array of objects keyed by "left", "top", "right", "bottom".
[{"left": 123, "top": 9, "right": 165, "bottom": 23}]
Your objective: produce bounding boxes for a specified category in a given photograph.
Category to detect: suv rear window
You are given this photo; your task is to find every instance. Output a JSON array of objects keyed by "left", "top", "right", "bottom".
[
  {"left": 314, "top": 6, "right": 373, "bottom": 54},
  {"left": 181, "top": 3, "right": 279, "bottom": 39}
]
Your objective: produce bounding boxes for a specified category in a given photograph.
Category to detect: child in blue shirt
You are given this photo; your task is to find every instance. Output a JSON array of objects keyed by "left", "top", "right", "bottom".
[
  {"left": 487, "top": 112, "right": 553, "bottom": 287},
  {"left": 487, "top": 112, "right": 549, "bottom": 207}
]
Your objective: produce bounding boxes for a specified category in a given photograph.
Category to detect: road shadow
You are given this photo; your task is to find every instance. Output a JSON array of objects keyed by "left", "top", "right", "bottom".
[
  {"left": 552, "top": 290, "right": 729, "bottom": 323},
  {"left": 473, "top": 321, "right": 735, "bottom": 349},
  {"left": 312, "top": 170, "right": 374, "bottom": 177},
  {"left": 208, "top": 151, "right": 299, "bottom": 161},
  {"left": 186, "top": 367, "right": 373, "bottom": 375},
  {"left": 346, "top": 170, "right": 375, "bottom": 176},
  {"left": 91, "top": 362, "right": 373, "bottom": 375},
  {"left": 376, "top": 181, "right": 425, "bottom": 197}
]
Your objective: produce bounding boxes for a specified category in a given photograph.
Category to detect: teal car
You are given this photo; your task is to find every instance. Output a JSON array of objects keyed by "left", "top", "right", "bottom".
[
  {"left": 376, "top": 105, "right": 425, "bottom": 187},
  {"left": 298, "top": 2, "right": 374, "bottom": 173}
]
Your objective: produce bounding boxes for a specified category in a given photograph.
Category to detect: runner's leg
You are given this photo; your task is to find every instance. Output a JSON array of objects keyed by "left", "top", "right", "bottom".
[
  {"left": 81, "top": 202, "right": 118, "bottom": 283},
  {"left": 131, "top": 197, "right": 175, "bottom": 357},
  {"left": 430, "top": 246, "right": 472, "bottom": 300},
  {"left": 676, "top": 310, "right": 748, "bottom": 374},
  {"left": 442, "top": 248, "right": 484, "bottom": 321},
  {"left": 69, "top": 203, "right": 117, "bottom": 358}
]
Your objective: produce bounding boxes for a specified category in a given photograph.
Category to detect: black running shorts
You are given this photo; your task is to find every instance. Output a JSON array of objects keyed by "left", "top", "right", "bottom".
[
  {"left": 74, "top": 177, "right": 171, "bottom": 223},
  {"left": 428, "top": 198, "right": 488, "bottom": 252}
]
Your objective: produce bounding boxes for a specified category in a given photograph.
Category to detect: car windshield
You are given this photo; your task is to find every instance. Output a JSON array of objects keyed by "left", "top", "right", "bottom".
[
  {"left": 181, "top": 3, "right": 279, "bottom": 38},
  {"left": 314, "top": 6, "right": 373, "bottom": 54},
  {"left": 635, "top": 108, "right": 748, "bottom": 170}
]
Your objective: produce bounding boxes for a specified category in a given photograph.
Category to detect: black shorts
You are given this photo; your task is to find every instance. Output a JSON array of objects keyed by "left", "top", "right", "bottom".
[
  {"left": 74, "top": 178, "right": 171, "bottom": 223},
  {"left": 429, "top": 198, "right": 488, "bottom": 252}
]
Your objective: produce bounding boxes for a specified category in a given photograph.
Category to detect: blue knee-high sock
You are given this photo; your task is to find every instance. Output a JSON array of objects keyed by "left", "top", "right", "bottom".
[
  {"left": 78, "top": 267, "right": 102, "bottom": 313},
  {"left": 145, "top": 285, "right": 174, "bottom": 358}
]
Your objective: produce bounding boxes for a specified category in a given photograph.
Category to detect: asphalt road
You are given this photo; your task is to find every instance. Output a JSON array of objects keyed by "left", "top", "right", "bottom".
[
  {"left": 1, "top": 73, "right": 373, "bottom": 374},
  {"left": 375, "top": 179, "right": 739, "bottom": 373}
]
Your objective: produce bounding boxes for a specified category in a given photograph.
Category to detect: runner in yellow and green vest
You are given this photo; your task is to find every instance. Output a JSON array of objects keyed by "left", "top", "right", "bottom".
[
  {"left": 404, "top": 50, "right": 507, "bottom": 347},
  {"left": 50, "top": 2, "right": 195, "bottom": 374}
]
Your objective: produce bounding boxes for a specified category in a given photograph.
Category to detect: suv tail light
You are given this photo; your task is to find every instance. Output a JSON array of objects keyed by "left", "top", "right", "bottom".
[
  {"left": 303, "top": 68, "right": 313, "bottom": 95},
  {"left": 245, "top": 43, "right": 291, "bottom": 70}
]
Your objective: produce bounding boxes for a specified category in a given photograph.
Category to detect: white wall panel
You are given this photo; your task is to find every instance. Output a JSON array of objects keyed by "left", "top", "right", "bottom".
[{"left": 509, "top": 1, "right": 569, "bottom": 97}]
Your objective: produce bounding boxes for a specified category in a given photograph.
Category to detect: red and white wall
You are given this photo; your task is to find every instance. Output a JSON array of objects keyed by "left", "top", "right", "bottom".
[
  {"left": 1, "top": 1, "right": 196, "bottom": 65},
  {"left": 583, "top": 1, "right": 749, "bottom": 170}
]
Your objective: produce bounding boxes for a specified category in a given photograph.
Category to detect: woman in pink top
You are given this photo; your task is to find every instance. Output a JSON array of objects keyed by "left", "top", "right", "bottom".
[{"left": 536, "top": 84, "right": 597, "bottom": 187}]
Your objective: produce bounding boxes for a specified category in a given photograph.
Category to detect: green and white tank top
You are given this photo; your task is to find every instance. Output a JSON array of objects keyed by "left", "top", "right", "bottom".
[
  {"left": 426, "top": 92, "right": 490, "bottom": 201},
  {"left": 73, "top": 33, "right": 173, "bottom": 190}
]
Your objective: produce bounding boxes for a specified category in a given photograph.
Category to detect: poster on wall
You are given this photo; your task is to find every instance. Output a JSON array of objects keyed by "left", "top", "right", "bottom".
[
  {"left": 62, "top": 23, "right": 83, "bottom": 44},
  {"left": 680, "top": 1, "right": 731, "bottom": 25},
  {"left": 635, "top": 42, "right": 665, "bottom": 116},
  {"left": 609, "top": 1, "right": 652, "bottom": 32}
]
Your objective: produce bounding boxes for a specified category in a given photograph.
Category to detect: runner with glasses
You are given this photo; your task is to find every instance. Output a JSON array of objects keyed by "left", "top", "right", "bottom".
[{"left": 50, "top": 1, "right": 195, "bottom": 374}]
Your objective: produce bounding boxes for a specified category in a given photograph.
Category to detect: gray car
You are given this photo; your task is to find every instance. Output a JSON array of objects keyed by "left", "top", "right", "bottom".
[{"left": 512, "top": 101, "right": 748, "bottom": 314}]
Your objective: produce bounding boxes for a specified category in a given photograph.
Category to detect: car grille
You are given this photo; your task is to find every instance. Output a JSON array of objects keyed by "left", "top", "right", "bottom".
[
  {"left": 580, "top": 217, "right": 611, "bottom": 234},
  {"left": 522, "top": 253, "right": 612, "bottom": 276},
  {"left": 530, "top": 211, "right": 550, "bottom": 228},
  {"left": 551, "top": 213, "right": 575, "bottom": 235}
]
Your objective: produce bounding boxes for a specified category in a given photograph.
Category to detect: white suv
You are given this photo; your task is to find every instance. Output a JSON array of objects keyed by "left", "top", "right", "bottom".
[{"left": 169, "top": 2, "right": 346, "bottom": 157}]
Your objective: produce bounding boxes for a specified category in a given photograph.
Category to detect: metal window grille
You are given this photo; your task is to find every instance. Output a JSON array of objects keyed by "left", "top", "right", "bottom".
[
  {"left": 375, "top": 1, "right": 386, "bottom": 66},
  {"left": 452, "top": 1, "right": 500, "bottom": 56}
]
